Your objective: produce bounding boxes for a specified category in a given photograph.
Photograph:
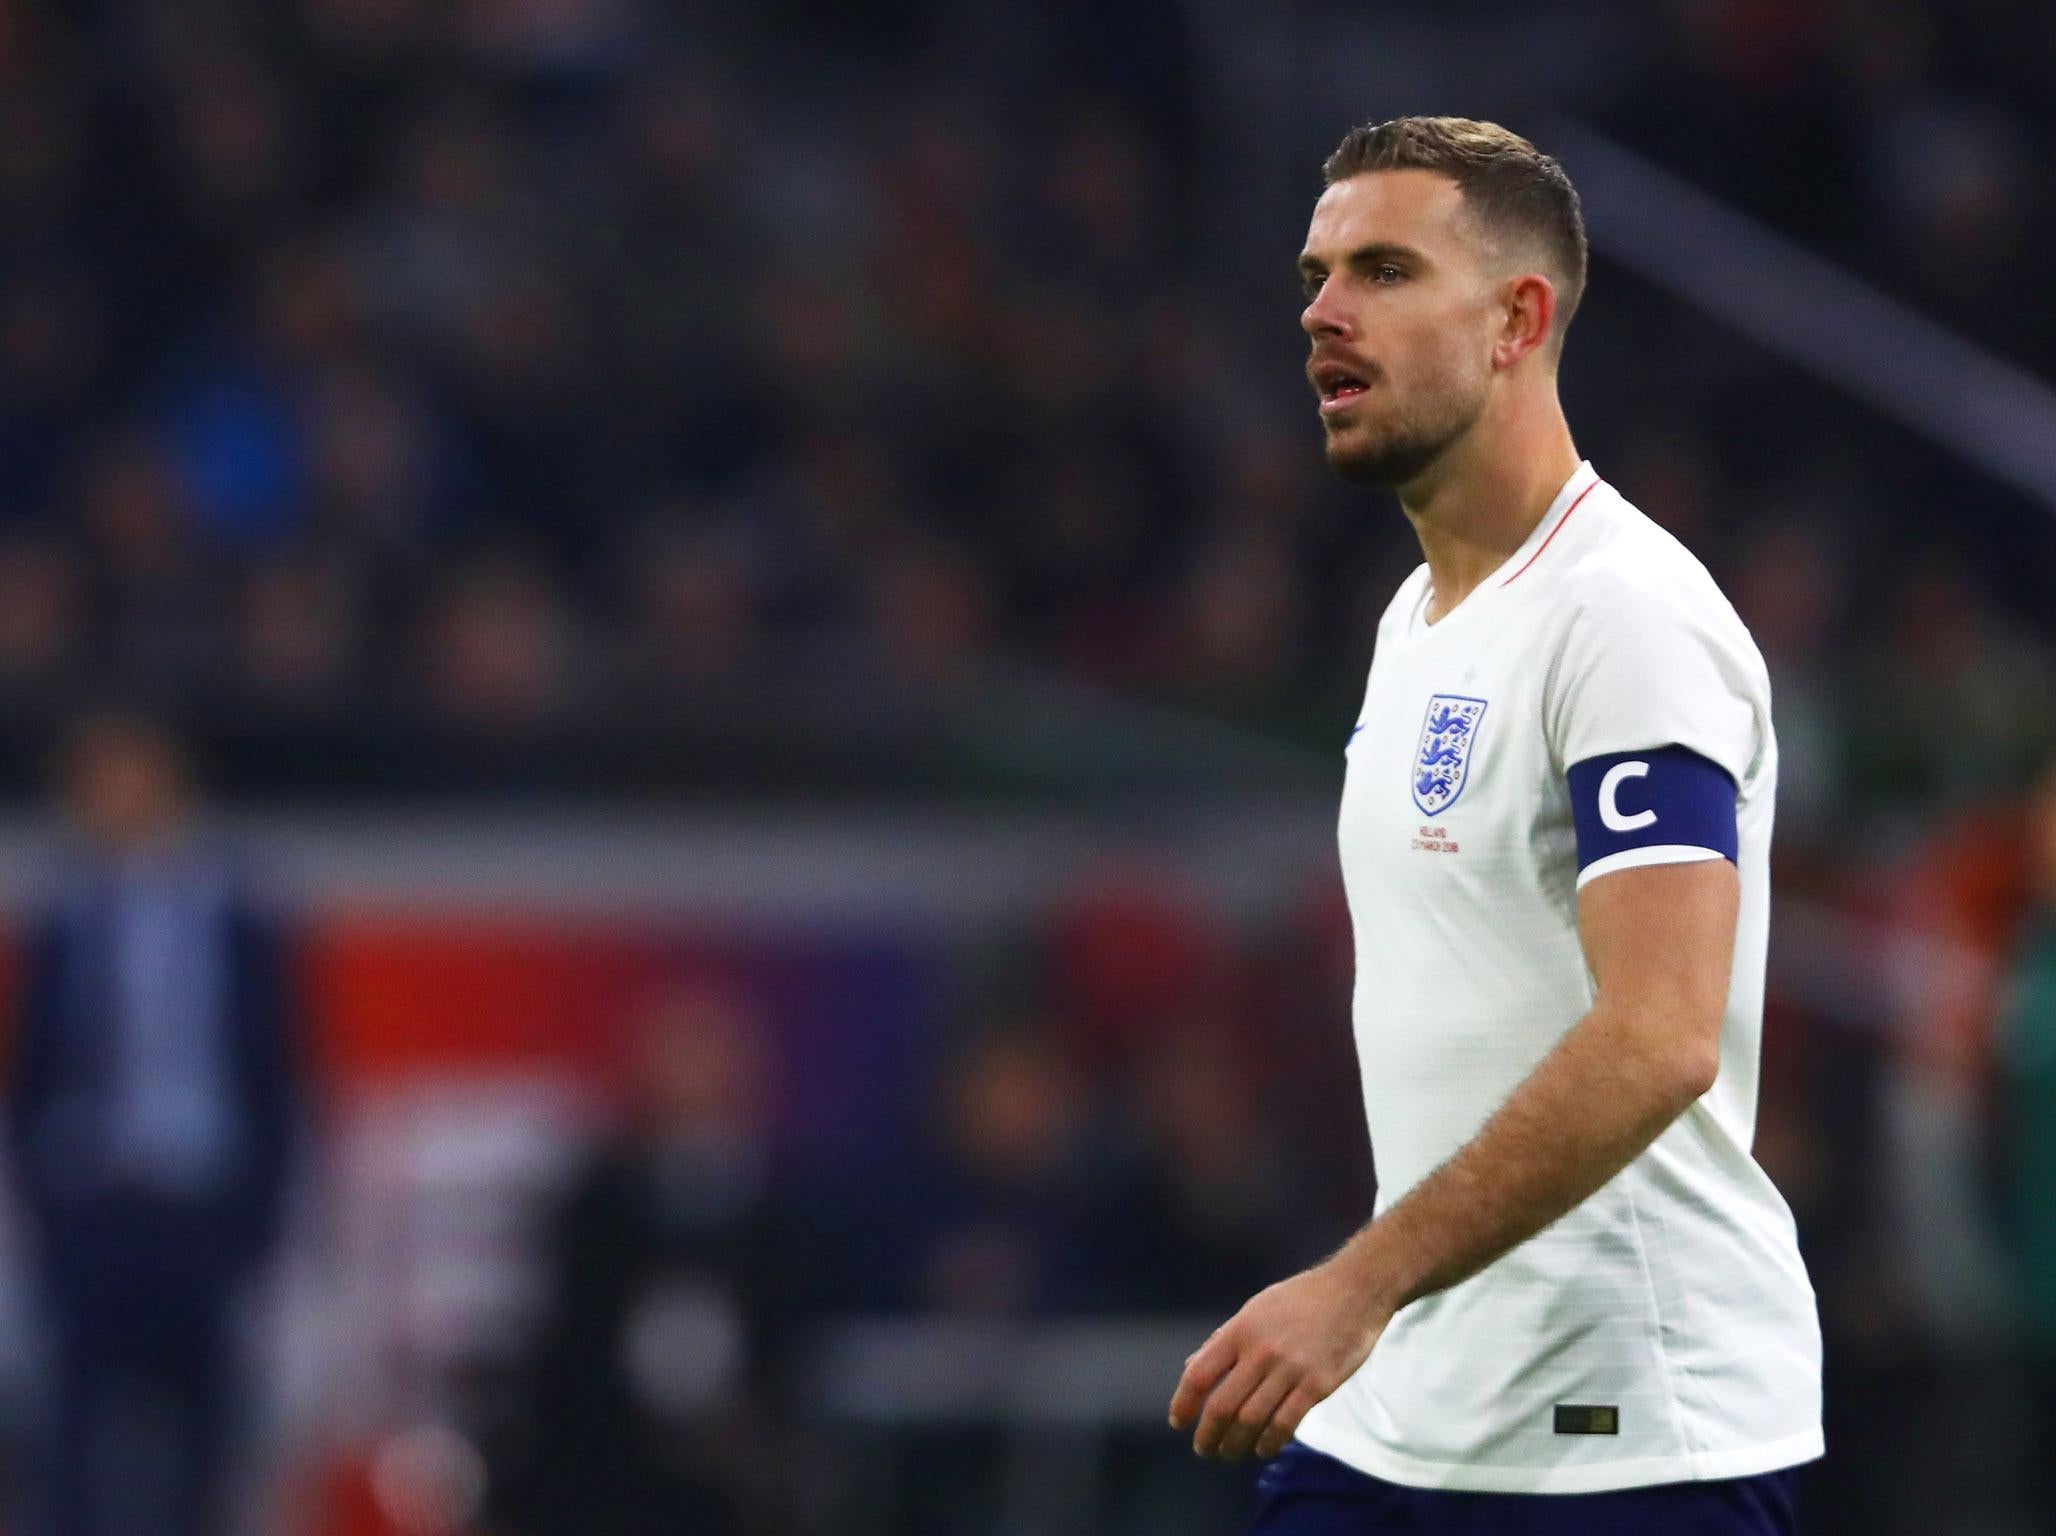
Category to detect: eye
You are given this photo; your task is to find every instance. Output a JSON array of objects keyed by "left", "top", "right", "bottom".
[
  {"left": 1373, "top": 264, "right": 1405, "bottom": 284},
  {"left": 1300, "top": 272, "right": 1325, "bottom": 300}
]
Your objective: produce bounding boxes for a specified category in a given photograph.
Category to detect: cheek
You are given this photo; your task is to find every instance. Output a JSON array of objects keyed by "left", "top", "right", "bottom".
[
  {"left": 1385, "top": 326, "right": 1473, "bottom": 403},
  {"left": 1419, "top": 311, "right": 1496, "bottom": 398},
  {"left": 1378, "top": 294, "right": 1471, "bottom": 374}
]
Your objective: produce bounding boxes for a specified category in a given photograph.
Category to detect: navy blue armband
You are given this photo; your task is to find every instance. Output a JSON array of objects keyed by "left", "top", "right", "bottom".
[{"left": 1566, "top": 746, "right": 1737, "bottom": 888}]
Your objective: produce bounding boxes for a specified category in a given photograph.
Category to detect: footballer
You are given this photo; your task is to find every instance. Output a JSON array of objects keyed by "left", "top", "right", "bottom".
[{"left": 1167, "top": 117, "right": 1822, "bottom": 1535}]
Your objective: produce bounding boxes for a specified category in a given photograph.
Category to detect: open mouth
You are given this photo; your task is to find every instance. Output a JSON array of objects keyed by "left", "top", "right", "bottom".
[{"left": 1311, "top": 360, "right": 1371, "bottom": 413}]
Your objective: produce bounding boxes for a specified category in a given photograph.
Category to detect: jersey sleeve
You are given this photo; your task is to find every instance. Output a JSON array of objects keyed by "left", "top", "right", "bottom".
[{"left": 1546, "top": 572, "right": 1762, "bottom": 888}]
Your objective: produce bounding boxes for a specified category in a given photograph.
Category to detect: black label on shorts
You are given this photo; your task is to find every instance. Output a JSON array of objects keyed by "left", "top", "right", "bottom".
[{"left": 1553, "top": 1404, "right": 1620, "bottom": 1435}]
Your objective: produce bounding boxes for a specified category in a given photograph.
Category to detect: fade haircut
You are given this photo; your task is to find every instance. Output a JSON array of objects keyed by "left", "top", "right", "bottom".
[{"left": 1323, "top": 116, "right": 1588, "bottom": 347}]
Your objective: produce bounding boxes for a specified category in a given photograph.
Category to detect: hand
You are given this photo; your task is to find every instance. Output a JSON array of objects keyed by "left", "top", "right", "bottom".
[{"left": 1167, "top": 1257, "right": 1392, "bottom": 1462}]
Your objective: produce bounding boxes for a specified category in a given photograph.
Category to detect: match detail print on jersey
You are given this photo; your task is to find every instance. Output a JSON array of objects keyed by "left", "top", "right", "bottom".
[
  {"left": 1553, "top": 1405, "right": 1621, "bottom": 1437},
  {"left": 1566, "top": 744, "right": 1738, "bottom": 888},
  {"left": 1411, "top": 694, "right": 1487, "bottom": 815}
]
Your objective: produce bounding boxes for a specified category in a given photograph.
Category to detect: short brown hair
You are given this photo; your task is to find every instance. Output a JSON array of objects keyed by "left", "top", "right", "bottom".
[{"left": 1324, "top": 116, "right": 1588, "bottom": 344}]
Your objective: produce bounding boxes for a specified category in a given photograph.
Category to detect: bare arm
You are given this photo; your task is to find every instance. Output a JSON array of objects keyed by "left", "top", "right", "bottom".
[
  {"left": 1169, "top": 856, "right": 1739, "bottom": 1460},
  {"left": 1333, "top": 857, "right": 1736, "bottom": 1307}
]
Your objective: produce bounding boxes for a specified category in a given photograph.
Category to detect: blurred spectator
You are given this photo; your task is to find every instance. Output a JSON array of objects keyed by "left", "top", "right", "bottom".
[
  {"left": 1857, "top": 780, "right": 2042, "bottom": 1533},
  {"left": 900, "top": 1024, "right": 1139, "bottom": 1316},
  {"left": 1727, "top": 522, "right": 1847, "bottom": 863},
  {"left": 1997, "top": 759, "right": 2056, "bottom": 1521},
  {"left": 235, "top": 546, "right": 367, "bottom": 707},
  {"left": 73, "top": 425, "right": 221, "bottom": 690},
  {"left": 163, "top": 363, "right": 310, "bottom": 551},
  {"left": 5, "top": 709, "right": 305, "bottom": 1536},
  {"left": 299, "top": 359, "right": 451, "bottom": 554},
  {"left": 1852, "top": 554, "right": 2056, "bottom": 838},
  {"left": 418, "top": 551, "right": 582, "bottom": 731},
  {"left": 1874, "top": 788, "right": 2029, "bottom": 1354},
  {"left": 0, "top": 270, "right": 109, "bottom": 512},
  {"left": 0, "top": 535, "right": 85, "bottom": 698},
  {"left": 1048, "top": 875, "right": 1238, "bottom": 1072},
  {"left": 862, "top": 533, "right": 998, "bottom": 689},
  {"left": 613, "top": 514, "right": 764, "bottom": 700},
  {"left": 497, "top": 981, "right": 814, "bottom": 1536},
  {"left": 1120, "top": 1028, "right": 1307, "bottom": 1313},
  {"left": 1167, "top": 523, "right": 1308, "bottom": 724}
]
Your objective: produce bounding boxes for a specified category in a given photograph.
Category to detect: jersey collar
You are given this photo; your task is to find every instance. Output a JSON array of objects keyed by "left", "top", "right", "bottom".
[
  {"left": 1412, "top": 460, "right": 1601, "bottom": 638},
  {"left": 1498, "top": 460, "right": 1601, "bottom": 589}
]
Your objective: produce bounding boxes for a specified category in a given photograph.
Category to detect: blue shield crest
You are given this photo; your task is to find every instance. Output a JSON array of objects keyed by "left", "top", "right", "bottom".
[{"left": 1411, "top": 694, "right": 1487, "bottom": 815}]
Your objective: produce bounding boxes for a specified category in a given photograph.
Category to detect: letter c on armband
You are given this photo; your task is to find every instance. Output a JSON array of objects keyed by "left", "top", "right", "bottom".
[{"left": 1598, "top": 760, "right": 1656, "bottom": 833}]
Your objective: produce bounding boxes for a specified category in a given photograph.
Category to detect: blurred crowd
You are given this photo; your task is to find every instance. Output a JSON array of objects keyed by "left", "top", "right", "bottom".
[
  {"left": 476, "top": 882, "right": 1367, "bottom": 1536},
  {"left": 4, "top": 0, "right": 2056, "bottom": 1534},
  {"left": 0, "top": 0, "right": 1225, "bottom": 754},
  {"left": 1599, "top": 0, "right": 2056, "bottom": 376},
  {"left": 0, "top": 0, "right": 2042, "bottom": 801}
]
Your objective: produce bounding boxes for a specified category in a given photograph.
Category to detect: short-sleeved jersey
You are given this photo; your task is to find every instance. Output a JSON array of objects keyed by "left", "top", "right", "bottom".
[{"left": 1293, "top": 462, "right": 1823, "bottom": 1494}]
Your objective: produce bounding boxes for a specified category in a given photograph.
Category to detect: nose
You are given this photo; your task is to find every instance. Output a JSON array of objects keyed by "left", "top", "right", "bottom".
[{"left": 1301, "top": 276, "right": 1349, "bottom": 340}]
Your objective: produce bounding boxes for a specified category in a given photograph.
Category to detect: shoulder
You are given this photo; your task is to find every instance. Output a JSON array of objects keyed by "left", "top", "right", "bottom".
[
  {"left": 1550, "top": 487, "right": 1763, "bottom": 677},
  {"left": 1538, "top": 486, "right": 1771, "bottom": 779}
]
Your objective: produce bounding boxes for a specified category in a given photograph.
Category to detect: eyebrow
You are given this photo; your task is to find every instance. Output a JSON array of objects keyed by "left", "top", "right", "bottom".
[{"left": 1297, "top": 241, "right": 1430, "bottom": 278}]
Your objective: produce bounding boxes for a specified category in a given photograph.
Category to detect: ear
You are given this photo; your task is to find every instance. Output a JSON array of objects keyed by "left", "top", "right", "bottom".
[{"left": 1492, "top": 272, "right": 1556, "bottom": 370}]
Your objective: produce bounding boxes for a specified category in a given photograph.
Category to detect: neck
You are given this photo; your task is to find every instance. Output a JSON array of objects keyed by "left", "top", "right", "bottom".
[{"left": 1400, "top": 386, "right": 1580, "bottom": 622}]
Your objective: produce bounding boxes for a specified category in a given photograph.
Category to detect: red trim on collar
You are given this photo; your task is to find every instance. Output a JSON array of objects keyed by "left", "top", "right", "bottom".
[{"left": 1500, "top": 479, "right": 1602, "bottom": 587}]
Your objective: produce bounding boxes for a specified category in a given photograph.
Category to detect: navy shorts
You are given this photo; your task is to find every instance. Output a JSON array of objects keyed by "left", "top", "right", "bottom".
[{"left": 1249, "top": 1442, "right": 1800, "bottom": 1535}]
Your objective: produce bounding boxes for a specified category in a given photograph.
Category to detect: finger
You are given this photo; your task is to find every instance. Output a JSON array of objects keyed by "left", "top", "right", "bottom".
[
  {"left": 1167, "top": 1328, "right": 1235, "bottom": 1429},
  {"left": 1192, "top": 1350, "right": 1271, "bottom": 1458},
  {"left": 1253, "top": 1384, "right": 1323, "bottom": 1461},
  {"left": 1216, "top": 1367, "right": 1295, "bottom": 1462}
]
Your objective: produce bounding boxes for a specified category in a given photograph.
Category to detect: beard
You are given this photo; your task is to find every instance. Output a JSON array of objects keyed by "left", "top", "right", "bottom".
[{"left": 1322, "top": 378, "right": 1488, "bottom": 489}]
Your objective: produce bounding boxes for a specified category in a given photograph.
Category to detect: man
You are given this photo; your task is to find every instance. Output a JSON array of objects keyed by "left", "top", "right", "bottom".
[
  {"left": 503, "top": 981, "right": 808, "bottom": 1536},
  {"left": 1166, "top": 118, "right": 1822, "bottom": 1533},
  {"left": 7, "top": 710, "right": 303, "bottom": 1536}
]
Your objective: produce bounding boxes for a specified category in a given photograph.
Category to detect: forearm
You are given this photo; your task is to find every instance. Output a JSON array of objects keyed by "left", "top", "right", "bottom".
[{"left": 1330, "top": 1001, "right": 1713, "bottom": 1313}]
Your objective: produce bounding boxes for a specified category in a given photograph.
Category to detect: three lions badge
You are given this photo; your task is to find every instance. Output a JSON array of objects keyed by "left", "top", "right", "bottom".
[{"left": 1412, "top": 694, "right": 1487, "bottom": 815}]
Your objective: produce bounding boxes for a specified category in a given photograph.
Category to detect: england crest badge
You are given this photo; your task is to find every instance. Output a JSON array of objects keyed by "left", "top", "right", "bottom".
[{"left": 1411, "top": 694, "right": 1487, "bottom": 815}]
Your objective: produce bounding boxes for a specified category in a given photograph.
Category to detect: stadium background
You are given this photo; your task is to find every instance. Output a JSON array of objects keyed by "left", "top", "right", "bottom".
[{"left": 0, "top": 0, "right": 2053, "bottom": 1533}]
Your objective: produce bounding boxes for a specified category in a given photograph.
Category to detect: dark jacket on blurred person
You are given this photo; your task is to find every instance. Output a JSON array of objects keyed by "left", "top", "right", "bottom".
[
  {"left": 502, "top": 1137, "right": 813, "bottom": 1536},
  {"left": 6, "top": 832, "right": 302, "bottom": 1536},
  {"left": 10, "top": 851, "right": 300, "bottom": 1261},
  {"left": 498, "top": 980, "right": 816, "bottom": 1536}
]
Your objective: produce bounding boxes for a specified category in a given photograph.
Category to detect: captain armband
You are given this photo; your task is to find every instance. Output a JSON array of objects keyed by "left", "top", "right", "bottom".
[{"left": 1565, "top": 745, "right": 1738, "bottom": 890}]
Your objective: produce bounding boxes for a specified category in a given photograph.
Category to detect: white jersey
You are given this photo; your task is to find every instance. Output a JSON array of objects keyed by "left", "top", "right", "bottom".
[{"left": 1293, "top": 461, "right": 1823, "bottom": 1494}]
